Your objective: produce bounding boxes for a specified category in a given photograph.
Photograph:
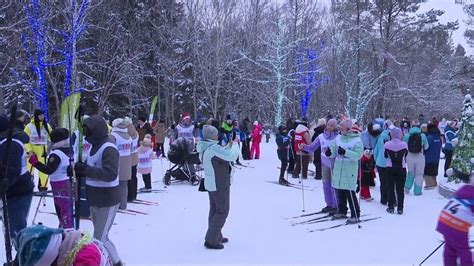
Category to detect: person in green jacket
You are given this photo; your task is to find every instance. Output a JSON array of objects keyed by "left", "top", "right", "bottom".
[
  {"left": 197, "top": 125, "right": 240, "bottom": 250},
  {"left": 326, "top": 119, "right": 364, "bottom": 224},
  {"left": 403, "top": 125, "right": 429, "bottom": 195}
]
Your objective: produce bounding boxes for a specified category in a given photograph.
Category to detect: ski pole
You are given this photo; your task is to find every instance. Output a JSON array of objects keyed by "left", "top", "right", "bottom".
[
  {"left": 419, "top": 241, "right": 445, "bottom": 265},
  {"left": 349, "top": 189, "right": 361, "bottom": 229},
  {"left": 300, "top": 155, "right": 306, "bottom": 212},
  {"left": 31, "top": 195, "right": 44, "bottom": 225}
]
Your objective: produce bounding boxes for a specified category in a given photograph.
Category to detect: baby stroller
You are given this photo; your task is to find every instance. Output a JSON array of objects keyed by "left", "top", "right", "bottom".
[{"left": 163, "top": 137, "right": 201, "bottom": 186}]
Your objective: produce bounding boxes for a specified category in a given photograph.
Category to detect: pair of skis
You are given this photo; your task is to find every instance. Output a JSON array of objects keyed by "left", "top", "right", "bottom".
[{"left": 265, "top": 180, "right": 315, "bottom": 191}]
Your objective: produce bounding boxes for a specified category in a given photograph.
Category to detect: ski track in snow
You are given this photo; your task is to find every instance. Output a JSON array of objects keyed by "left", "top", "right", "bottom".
[{"left": 2, "top": 140, "right": 472, "bottom": 265}]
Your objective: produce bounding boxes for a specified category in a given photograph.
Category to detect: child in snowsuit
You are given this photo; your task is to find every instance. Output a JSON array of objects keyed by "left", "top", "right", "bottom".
[
  {"left": 29, "top": 128, "right": 74, "bottom": 228},
  {"left": 250, "top": 121, "right": 263, "bottom": 159},
  {"left": 360, "top": 149, "right": 375, "bottom": 201},
  {"left": 16, "top": 224, "right": 112, "bottom": 265},
  {"left": 384, "top": 127, "right": 408, "bottom": 214},
  {"left": 436, "top": 178, "right": 474, "bottom": 266},
  {"left": 137, "top": 135, "right": 157, "bottom": 191},
  {"left": 275, "top": 125, "right": 291, "bottom": 185},
  {"left": 302, "top": 119, "right": 338, "bottom": 213}
]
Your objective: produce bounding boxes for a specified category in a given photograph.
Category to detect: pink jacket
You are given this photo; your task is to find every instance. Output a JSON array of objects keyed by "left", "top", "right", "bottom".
[{"left": 251, "top": 125, "right": 263, "bottom": 143}]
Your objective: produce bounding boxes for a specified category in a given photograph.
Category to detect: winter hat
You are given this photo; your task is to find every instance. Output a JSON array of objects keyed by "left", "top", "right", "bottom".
[
  {"left": 278, "top": 124, "right": 287, "bottom": 133},
  {"left": 141, "top": 134, "right": 152, "bottom": 147},
  {"left": 383, "top": 120, "right": 394, "bottom": 130},
  {"left": 0, "top": 114, "right": 9, "bottom": 133},
  {"left": 34, "top": 109, "right": 44, "bottom": 118},
  {"left": 326, "top": 119, "right": 337, "bottom": 128},
  {"left": 50, "top": 128, "right": 69, "bottom": 143},
  {"left": 390, "top": 127, "right": 403, "bottom": 140},
  {"left": 182, "top": 112, "right": 191, "bottom": 121},
  {"left": 112, "top": 118, "right": 131, "bottom": 129},
  {"left": 202, "top": 125, "right": 218, "bottom": 140},
  {"left": 316, "top": 118, "right": 326, "bottom": 127},
  {"left": 421, "top": 124, "right": 428, "bottom": 131},
  {"left": 15, "top": 110, "right": 25, "bottom": 119},
  {"left": 253, "top": 121, "right": 258, "bottom": 126},
  {"left": 74, "top": 243, "right": 101, "bottom": 265},
  {"left": 373, "top": 118, "right": 384, "bottom": 132},
  {"left": 411, "top": 119, "right": 421, "bottom": 128},
  {"left": 16, "top": 225, "right": 63, "bottom": 266},
  {"left": 339, "top": 119, "right": 353, "bottom": 131}
]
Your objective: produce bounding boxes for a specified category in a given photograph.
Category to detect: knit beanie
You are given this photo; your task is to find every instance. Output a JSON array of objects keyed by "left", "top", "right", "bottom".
[
  {"left": 141, "top": 134, "right": 153, "bottom": 147},
  {"left": 326, "top": 119, "right": 337, "bottom": 128},
  {"left": 202, "top": 125, "right": 218, "bottom": 140},
  {"left": 390, "top": 127, "right": 403, "bottom": 140},
  {"left": 16, "top": 225, "right": 63, "bottom": 266},
  {"left": 340, "top": 119, "right": 353, "bottom": 130},
  {"left": 50, "top": 128, "right": 70, "bottom": 143}
]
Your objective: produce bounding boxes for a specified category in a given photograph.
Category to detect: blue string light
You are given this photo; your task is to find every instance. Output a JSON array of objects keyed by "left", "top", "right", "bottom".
[{"left": 297, "top": 42, "right": 328, "bottom": 118}]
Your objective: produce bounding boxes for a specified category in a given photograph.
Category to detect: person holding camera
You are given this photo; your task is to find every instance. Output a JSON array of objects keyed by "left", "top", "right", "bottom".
[{"left": 197, "top": 125, "right": 240, "bottom": 250}]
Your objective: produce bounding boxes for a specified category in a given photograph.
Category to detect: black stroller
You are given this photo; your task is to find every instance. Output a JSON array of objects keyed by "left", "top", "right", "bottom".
[{"left": 163, "top": 137, "right": 201, "bottom": 186}]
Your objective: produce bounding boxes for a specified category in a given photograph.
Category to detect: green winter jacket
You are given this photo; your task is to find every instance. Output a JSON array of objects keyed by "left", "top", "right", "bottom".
[
  {"left": 330, "top": 132, "right": 363, "bottom": 191},
  {"left": 402, "top": 127, "right": 429, "bottom": 152},
  {"left": 196, "top": 140, "right": 239, "bottom": 192}
]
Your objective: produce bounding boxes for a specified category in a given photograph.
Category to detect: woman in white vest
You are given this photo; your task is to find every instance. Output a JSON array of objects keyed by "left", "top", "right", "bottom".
[
  {"left": 24, "top": 109, "right": 53, "bottom": 191},
  {"left": 73, "top": 115, "right": 123, "bottom": 266},
  {"left": 111, "top": 118, "right": 133, "bottom": 210},
  {"left": 127, "top": 120, "right": 139, "bottom": 201},
  {"left": 28, "top": 128, "right": 74, "bottom": 229}
]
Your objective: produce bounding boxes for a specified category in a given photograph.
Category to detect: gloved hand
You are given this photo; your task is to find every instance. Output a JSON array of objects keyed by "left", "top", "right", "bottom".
[
  {"left": 325, "top": 148, "right": 332, "bottom": 157},
  {"left": 74, "top": 162, "right": 88, "bottom": 177},
  {"left": 338, "top": 146, "right": 346, "bottom": 156},
  {"left": 67, "top": 165, "right": 74, "bottom": 177},
  {"left": 28, "top": 153, "right": 39, "bottom": 167}
]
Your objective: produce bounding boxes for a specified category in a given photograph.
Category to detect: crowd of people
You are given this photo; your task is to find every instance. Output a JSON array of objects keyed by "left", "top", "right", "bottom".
[{"left": 0, "top": 108, "right": 472, "bottom": 264}]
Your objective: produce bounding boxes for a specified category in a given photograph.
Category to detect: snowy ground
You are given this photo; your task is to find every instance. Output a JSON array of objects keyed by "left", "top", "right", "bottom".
[{"left": 2, "top": 140, "right": 472, "bottom": 265}]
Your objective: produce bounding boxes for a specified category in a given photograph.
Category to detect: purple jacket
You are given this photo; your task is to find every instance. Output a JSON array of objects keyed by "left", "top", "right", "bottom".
[
  {"left": 436, "top": 185, "right": 474, "bottom": 238},
  {"left": 303, "top": 130, "right": 338, "bottom": 168}
]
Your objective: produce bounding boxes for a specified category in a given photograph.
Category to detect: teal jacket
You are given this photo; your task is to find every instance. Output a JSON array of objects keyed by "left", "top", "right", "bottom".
[
  {"left": 402, "top": 127, "right": 429, "bottom": 152},
  {"left": 373, "top": 130, "right": 390, "bottom": 168},
  {"left": 197, "top": 140, "right": 239, "bottom": 192},
  {"left": 330, "top": 132, "right": 363, "bottom": 191}
]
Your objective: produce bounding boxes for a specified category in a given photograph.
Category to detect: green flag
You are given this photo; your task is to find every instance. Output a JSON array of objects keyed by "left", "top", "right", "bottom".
[
  {"left": 60, "top": 92, "right": 81, "bottom": 134},
  {"left": 148, "top": 96, "right": 158, "bottom": 123}
]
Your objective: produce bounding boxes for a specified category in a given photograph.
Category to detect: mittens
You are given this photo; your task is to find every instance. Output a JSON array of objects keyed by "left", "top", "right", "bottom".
[
  {"left": 28, "top": 154, "right": 39, "bottom": 167},
  {"left": 338, "top": 146, "right": 346, "bottom": 156}
]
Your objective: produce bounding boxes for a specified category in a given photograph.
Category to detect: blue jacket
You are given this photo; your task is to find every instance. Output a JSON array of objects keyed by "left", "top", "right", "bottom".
[
  {"left": 373, "top": 130, "right": 390, "bottom": 168},
  {"left": 443, "top": 126, "right": 457, "bottom": 151},
  {"left": 276, "top": 132, "right": 290, "bottom": 161},
  {"left": 425, "top": 132, "right": 442, "bottom": 163}
]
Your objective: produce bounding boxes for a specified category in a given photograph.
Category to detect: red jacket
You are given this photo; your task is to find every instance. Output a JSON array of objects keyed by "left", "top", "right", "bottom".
[{"left": 251, "top": 125, "right": 263, "bottom": 143}]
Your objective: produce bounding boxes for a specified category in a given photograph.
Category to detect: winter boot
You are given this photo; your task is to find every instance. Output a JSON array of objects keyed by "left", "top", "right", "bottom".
[
  {"left": 221, "top": 237, "right": 229, "bottom": 244},
  {"left": 204, "top": 241, "right": 224, "bottom": 250},
  {"left": 321, "top": 206, "right": 332, "bottom": 213},
  {"left": 347, "top": 217, "right": 358, "bottom": 224},
  {"left": 386, "top": 208, "right": 395, "bottom": 214},
  {"left": 279, "top": 178, "right": 290, "bottom": 186},
  {"left": 397, "top": 209, "right": 403, "bottom": 215},
  {"left": 328, "top": 207, "right": 338, "bottom": 215},
  {"left": 332, "top": 213, "right": 347, "bottom": 220}
]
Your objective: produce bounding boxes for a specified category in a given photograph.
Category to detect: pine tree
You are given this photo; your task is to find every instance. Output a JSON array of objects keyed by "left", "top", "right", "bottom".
[{"left": 448, "top": 94, "right": 474, "bottom": 183}]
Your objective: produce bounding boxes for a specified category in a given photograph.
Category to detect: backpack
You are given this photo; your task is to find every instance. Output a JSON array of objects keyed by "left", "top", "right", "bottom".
[{"left": 408, "top": 133, "right": 422, "bottom": 153}]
